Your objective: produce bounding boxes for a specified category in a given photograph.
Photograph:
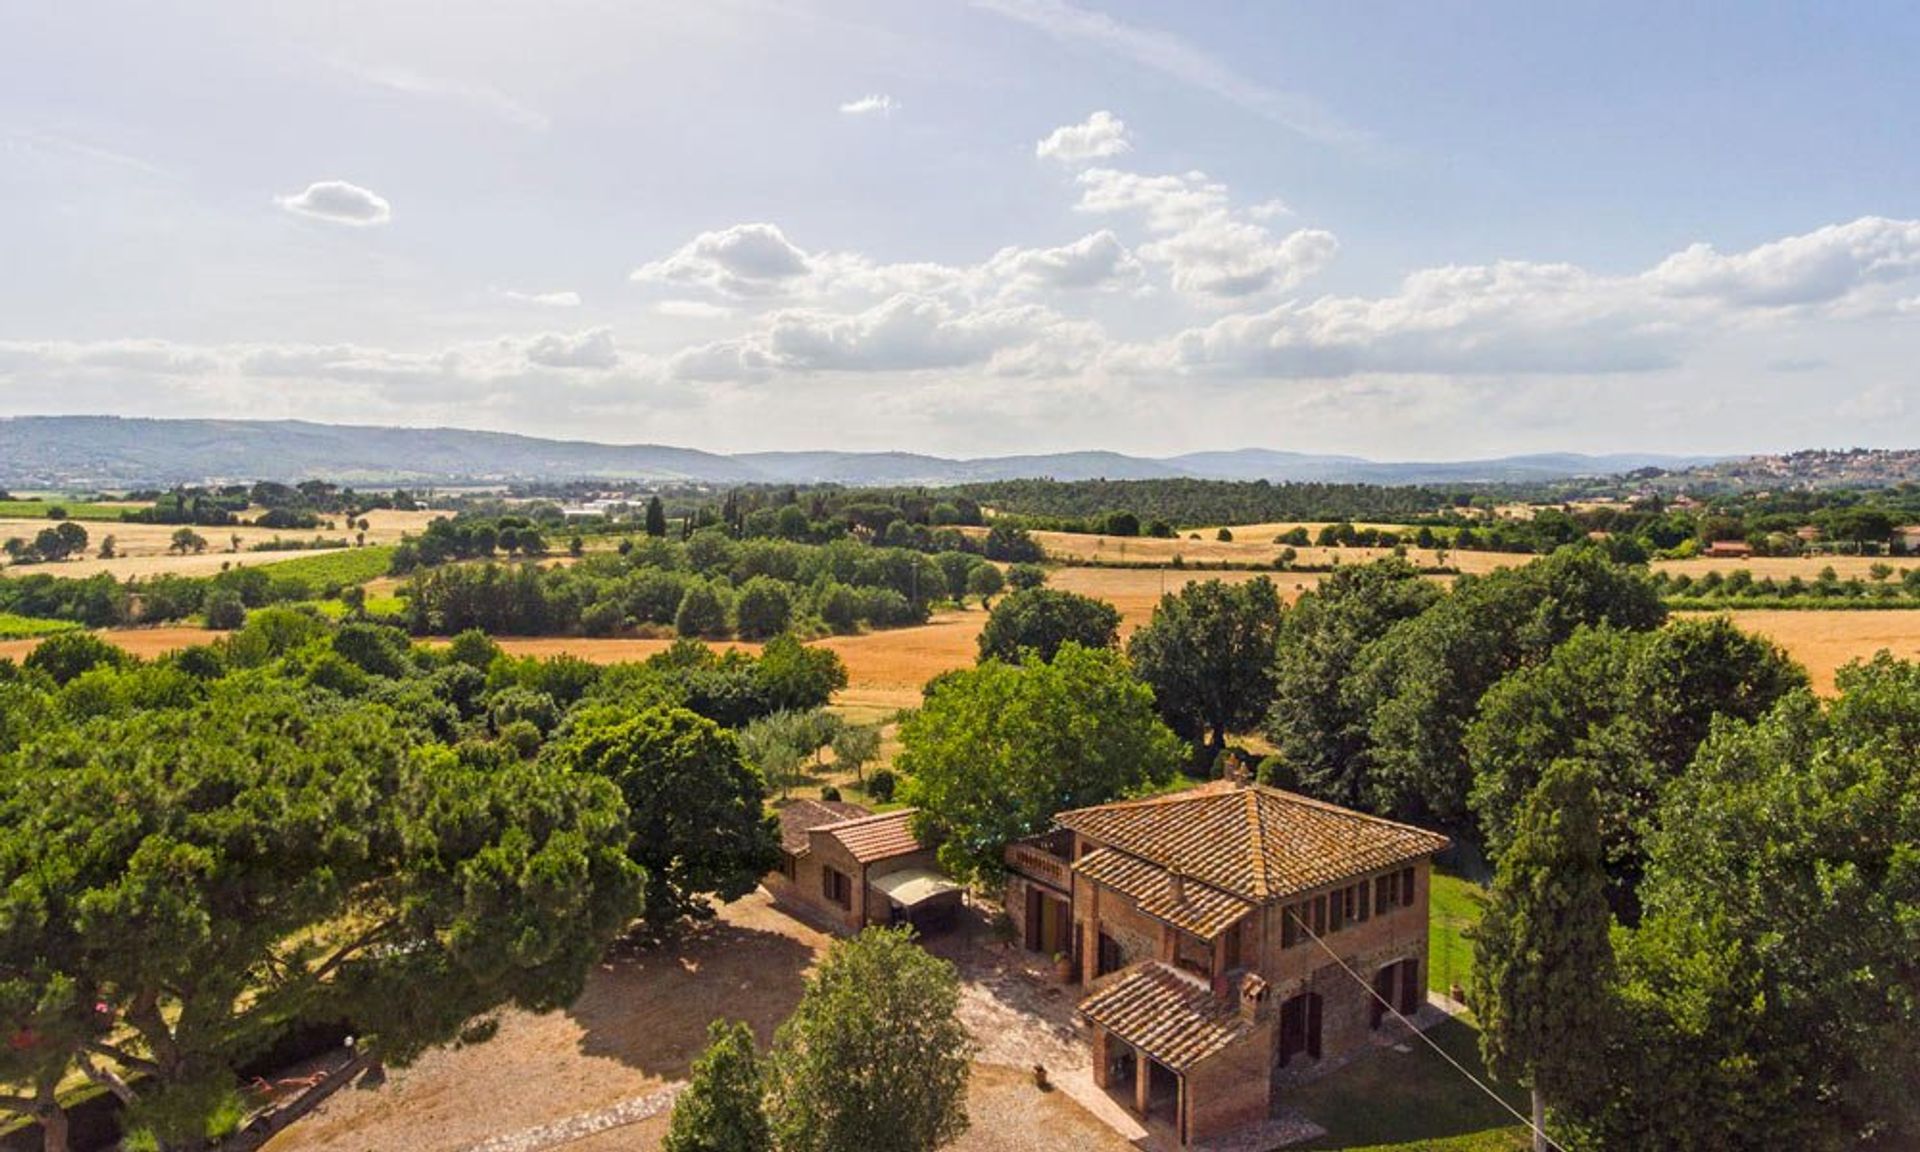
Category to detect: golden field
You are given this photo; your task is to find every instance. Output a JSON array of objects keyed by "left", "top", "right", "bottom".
[
  {"left": 0, "top": 508, "right": 440, "bottom": 579},
  {"left": 4, "top": 567, "right": 1915, "bottom": 699}
]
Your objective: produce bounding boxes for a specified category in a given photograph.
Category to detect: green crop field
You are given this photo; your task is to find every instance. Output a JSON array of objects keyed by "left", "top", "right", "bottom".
[
  {"left": 0, "top": 500, "right": 143, "bottom": 522},
  {"left": 0, "top": 613, "right": 82, "bottom": 639},
  {"left": 253, "top": 546, "right": 396, "bottom": 587}
]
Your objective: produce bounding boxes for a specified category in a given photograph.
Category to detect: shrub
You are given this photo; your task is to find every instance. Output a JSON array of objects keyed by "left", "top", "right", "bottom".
[
  {"left": 676, "top": 582, "right": 730, "bottom": 638},
  {"left": 867, "top": 768, "right": 897, "bottom": 803},
  {"left": 1216, "top": 527, "right": 1234, "bottom": 542},
  {"left": 203, "top": 589, "right": 247, "bottom": 631},
  {"left": 734, "top": 576, "right": 794, "bottom": 640}
]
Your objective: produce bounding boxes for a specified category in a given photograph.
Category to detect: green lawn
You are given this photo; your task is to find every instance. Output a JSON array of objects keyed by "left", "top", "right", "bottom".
[
  {"left": 1292, "top": 1015, "right": 1527, "bottom": 1151},
  {"left": 0, "top": 612, "right": 81, "bottom": 639},
  {"left": 252, "top": 546, "right": 396, "bottom": 587},
  {"left": 0, "top": 499, "right": 140, "bottom": 521},
  {"left": 1428, "top": 871, "right": 1486, "bottom": 997}
]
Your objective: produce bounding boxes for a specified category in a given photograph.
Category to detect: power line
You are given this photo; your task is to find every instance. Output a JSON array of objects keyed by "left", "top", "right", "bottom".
[{"left": 1284, "top": 905, "right": 1569, "bottom": 1152}]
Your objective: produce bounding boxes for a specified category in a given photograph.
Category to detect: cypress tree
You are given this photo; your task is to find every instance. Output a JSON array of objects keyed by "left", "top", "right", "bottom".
[
  {"left": 1471, "top": 757, "right": 1613, "bottom": 1151},
  {"left": 645, "top": 495, "right": 668, "bottom": 538}
]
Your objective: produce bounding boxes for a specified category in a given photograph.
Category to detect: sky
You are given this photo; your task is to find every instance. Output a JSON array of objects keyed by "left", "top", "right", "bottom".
[{"left": 1, "top": 0, "right": 1917, "bottom": 460}]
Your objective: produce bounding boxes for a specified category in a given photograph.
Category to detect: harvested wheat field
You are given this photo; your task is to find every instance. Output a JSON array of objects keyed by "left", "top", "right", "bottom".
[
  {"left": 0, "top": 625, "right": 221, "bottom": 664},
  {"left": 1709, "top": 609, "right": 1920, "bottom": 695},
  {"left": 1654, "top": 554, "right": 1920, "bottom": 582},
  {"left": 0, "top": 509, "right": 440, "bottom": 580},
  {"left": 1013, "top": 528, "right": 1514, "bottom": 574}
]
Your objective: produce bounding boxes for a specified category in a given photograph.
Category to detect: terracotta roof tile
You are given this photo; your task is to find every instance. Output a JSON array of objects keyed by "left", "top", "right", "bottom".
[
  {"left": 1079, "top": 962, "right": 1252, "bottom": 1071},
  {"left": 777, "top": 799, "right": 871, "bottom": 855},
  {"left": 1057, "top": 784, "right": 1448, "bottom": 903},
  {"left": 1075, "top": 848, "right": 1252, "bottom": 939},
  {"left": 820, "top": 808, "right": 928, "bottom": 863}
]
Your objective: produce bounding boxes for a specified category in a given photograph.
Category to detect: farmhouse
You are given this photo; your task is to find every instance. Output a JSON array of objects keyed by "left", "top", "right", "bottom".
[
  {"left": 1895, "top": 524, "right": 1920, "bottom": 555},
  {"left": 767, "top": 799, "right": 962, "bottom": 934},
  {"left": 1705, "top": 540, "right": 1754, "bottom": 558},
  {"left": 1003, "top": 778, "right": 1449, "bottom": 1146}
]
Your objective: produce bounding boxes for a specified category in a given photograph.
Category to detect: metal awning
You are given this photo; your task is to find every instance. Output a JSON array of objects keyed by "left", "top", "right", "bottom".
[{"left": 870, "top": 866, "right": 962, "bottom": 907}]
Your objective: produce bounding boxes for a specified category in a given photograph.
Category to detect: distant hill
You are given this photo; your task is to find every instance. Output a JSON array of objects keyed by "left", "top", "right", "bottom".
[{"left": 0, "top": 415, "right": 1721, "bottom": 488}]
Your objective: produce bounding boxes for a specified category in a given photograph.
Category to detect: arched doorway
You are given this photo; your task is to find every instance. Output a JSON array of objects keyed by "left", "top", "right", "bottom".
[
  {"left": 1371, "top": 959, "right": 1422, "bottom": 1029},
  {"left": 1278, "top": 991, "right": 1322, "bottom": 1065}
]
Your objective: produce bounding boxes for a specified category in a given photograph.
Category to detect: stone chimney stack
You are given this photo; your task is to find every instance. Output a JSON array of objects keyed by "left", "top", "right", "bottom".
[
  {"left": 1237, "top": 972, "right": 1271, "bottom": 1024},
  {"left": 1224, "top": 756, "right": 1252, "bottom": 788}
]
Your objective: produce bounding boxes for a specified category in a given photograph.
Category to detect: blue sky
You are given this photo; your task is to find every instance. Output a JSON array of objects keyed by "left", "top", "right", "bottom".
[{"left": 1, "top": 0, "right": 1916, "bottom": 458}]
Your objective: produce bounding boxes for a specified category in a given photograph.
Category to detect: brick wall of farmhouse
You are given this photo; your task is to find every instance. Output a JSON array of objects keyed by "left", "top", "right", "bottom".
[
  {"left": 1253, "top": 858, "right": 1432, "bottom": 1066},
  {"left": 767, "top": 835, "right": 867, "bottom": 934},
  {"left": 1184, "top": 1017, "right": 1275, "bottom": 1144},
  {"left": 1073, "top": 870, "right": 1166, "bottom": 988}
]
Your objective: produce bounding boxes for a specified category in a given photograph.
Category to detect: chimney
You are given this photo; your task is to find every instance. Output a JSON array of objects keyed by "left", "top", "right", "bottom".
[
  {"left": 1167, "top": 869, "right": 1186, "bottom": 906},
  {"left": 1223, "top": 756, "right": 1252, "bottom": 788},
  {"left": 1237, "top": 972, "right": 1271, "bottom": 1025}
]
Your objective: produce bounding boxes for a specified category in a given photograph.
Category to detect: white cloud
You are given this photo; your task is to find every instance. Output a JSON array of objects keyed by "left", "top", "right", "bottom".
[
  {"left": 656, "top": 299, "right": 736, "bottom": 319},
  {"left": 839, "top": 94, "right": 899, "bottom": 116},
  {"left": 522, "top": 328, "right": 619, "bottom": 369},
  {"left": 975, "top": 0, "right": 1353, "bottom": 142},
  {"left": 632, "top": 222, "right": 812, "bottom": 297},
  {"left": 1075, "top": 167, "right": 1336, "bottom": 299},
  {"left": 1035, "top": 110, "right": 1131, "bottom": 163},
  {"left": 1647, "top": 216, "right": 1920, "bottom": 307},
  {"left": 502, "top": 289, "right": 582, "bottom": 307},
  {"left": 274, "top": 180, "right": 392, "bottom": 226},
  {"left": 1249, "top": 199, "right": 1294, "bottom": 221},
  {"left": 1075, "top": 167, "right": 1229, "bottom": 231},
  {"left": 983, "top": 230, "right": 1144, "bottom": 292},
  {"left": 1123, "top": 258, "right": 1691, "bottom": 379}
]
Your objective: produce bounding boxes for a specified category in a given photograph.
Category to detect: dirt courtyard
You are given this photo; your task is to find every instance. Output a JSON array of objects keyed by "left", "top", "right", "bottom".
[{"left": 264, "top": 890, "right": 1133, "bottom": 1152}]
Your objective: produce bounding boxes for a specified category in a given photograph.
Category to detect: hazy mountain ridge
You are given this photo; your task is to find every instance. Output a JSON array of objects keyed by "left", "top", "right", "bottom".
[{"left": 0, "top": 415, "right": 1722, "bottom": 488}]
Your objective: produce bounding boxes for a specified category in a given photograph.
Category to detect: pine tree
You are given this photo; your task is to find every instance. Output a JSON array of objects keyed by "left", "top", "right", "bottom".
[
  {"left": 1470, "top": 757, "right": 1613, "bottom": 1152},
  {"left": 663, "top": 1020, "right": 768, "bottom": 1152}
]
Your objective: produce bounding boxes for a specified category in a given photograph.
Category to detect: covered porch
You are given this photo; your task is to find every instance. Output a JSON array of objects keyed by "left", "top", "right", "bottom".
[
  {"left": 1079, "top": 962, "right": 1266, "bottom": 1147},
  {"left": 869, "top": 865, "right": 964, "bottom": 934}
]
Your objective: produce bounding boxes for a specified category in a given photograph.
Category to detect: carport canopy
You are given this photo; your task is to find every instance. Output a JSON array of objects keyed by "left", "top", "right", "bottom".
[{"left": 870, "top": 866, "right": 962, "bottom": 907}]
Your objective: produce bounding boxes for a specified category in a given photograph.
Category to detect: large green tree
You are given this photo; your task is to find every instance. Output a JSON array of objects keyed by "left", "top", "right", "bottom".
[
  {"left": 0, "top": 684, "right": 642, "bottom": 1151},
  {"left": 899, "top": 643, "right": 1181, "bottom": 881},
  {"left": 1467, "top": 618, "right": 1805, "bottom": 916},
  {"left": 663, "top": 1020, "right": 769, "bottom": 1152},
  {"left": 546, "top": 705, "right": 779, "bottom": 930},
  {"left": 1263, "top": 557, "right": 1440, "bottom": 806},
  {"left": 975, "top": 587, "right": 1120, "bottom": 664},
  {"left": 1353, "top": 547, "right": 1664, "bottom": 825},
  {"left": 1127, "top": 577, "right": 1283, "bottom": 761},
  {"left": 765, "top": 928, "right": 971, "bottom": 1152},
  {"left": 1470, "top": 758, "right": 1614, "bottom": 1152},
  {"left": 1593, "top": 656, "right": 1920, "bottom": 1150}
]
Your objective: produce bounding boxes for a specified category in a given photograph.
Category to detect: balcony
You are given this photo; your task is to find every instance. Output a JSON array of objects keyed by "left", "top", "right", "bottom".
[{"left": 1004, "top": 835, "right": 1074, "bottom": 892}]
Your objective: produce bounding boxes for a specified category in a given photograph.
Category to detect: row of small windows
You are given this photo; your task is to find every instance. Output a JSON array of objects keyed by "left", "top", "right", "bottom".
[{"left": 1280, "top": 866, "right": 1416, "bottom": 949}]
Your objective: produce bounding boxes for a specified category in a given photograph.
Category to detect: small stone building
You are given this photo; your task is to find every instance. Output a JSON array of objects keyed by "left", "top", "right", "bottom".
[
  {"left": 767, "top": 800, "right": 962, "bottom": 934},
  {"left": 1005, "top": 780, "right": 1449, "bottom": 1146}
]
